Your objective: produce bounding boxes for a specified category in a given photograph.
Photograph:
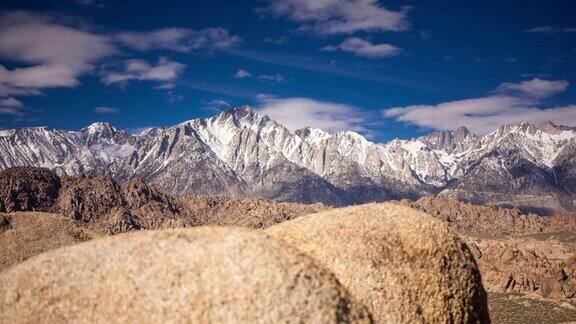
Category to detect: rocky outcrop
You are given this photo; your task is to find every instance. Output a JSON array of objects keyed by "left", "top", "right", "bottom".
[
  {"left": 0, "top": 167, "right": 60, "bottom": 213},
  {"left": 0, "top": 227, "right": 371, "bottom": 323},
  {"left": 55, "top": 174, "right": 187, "bottom": 234},
  {"left": 0, "top": 167, "right": 325, "bottom": 236},
  {"left": 466, "top": 236, "right": 576, "bottom": 299},
  {"left": 266, "top": 203, "right": 489, "bottom": 323}
]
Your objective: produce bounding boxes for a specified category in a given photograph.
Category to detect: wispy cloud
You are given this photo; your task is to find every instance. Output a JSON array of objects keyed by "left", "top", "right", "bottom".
[
  {"left": 494, "top": 78, "right": 569, "bottom": 99},
  {"left": 0, "top": 97, "right": 23, "bottom": 107},
  {"left": 255, "top": 94, "right": 368, "bottom": 133},
  {"left": 525, "top": 26, "right": 576, "bottom": 35},
  {"left": 383, "top": 78, "right": 575, "bottom": 134},
  {"left": 257, "top": 73, "right": 285, "bottom": 83},
  {"left": 0, "top": 10, "right": 240, "bottom": 102},
  {"left": 262, "top": 35, "right": 289, "bottom": 45},
  {"left": 115, "top": 27, "right": 241, "bottom": 52},
  {"left": 73, "top": 0, "right": 107, "bottom": 7},
  {"left": 234, "top": 69, "right": 252, "bottom": 78},
  {"left": 225, "top": 48, "right": 425, "bottom": 89},
  {"left": 261, "top": 0, "right": 410, "bottom": 35},
  {"left": 203, "top": 99, "right": 231, "bottom": 111},
  {"left": 101, "top": 57, "right": 185, "bottom": 86},
  {"left": 322, "top": 37, "right": 401, "bottom": 58},
  {"left": 0, "top": 96, "right": 26, "bottom": 116},
  {"left": 94, "top": 106, "right": 119, "bottom": 114}
]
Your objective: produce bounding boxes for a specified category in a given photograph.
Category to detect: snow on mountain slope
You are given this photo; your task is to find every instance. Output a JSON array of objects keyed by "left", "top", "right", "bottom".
[{"left": 0, "top": 106, "right": 575, "bottom": 207}]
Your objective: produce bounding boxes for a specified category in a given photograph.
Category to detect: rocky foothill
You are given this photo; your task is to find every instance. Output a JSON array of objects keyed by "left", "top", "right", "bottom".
[{"left": 0, "top": 167, "right": 325, "bottom": 237}]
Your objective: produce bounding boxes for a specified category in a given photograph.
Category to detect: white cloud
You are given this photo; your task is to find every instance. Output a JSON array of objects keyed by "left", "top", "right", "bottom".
[
  {"left": 383, "top": 78, "right": 576, "bottom": 134},
  {"left": 0, "top": 107, "right": 25, "bottom": 116},
  {"left": 0, "top": 64, "right": 81, "bottom": 89},
  {"left": 322, "top": 37, "right": 401, "bottom": 58},
  {"left": 526, "top": 26, "right": 576, "bottom": 35},
  {"left": 495, "top": 78, "right": 569, "bottom": 99},
  {"left": 116, "top": 27, "right": 241, "bottom": 52},
  {"left": 0, "top": 97, "right": 23, "bottom": 107},
  {"left": 0, "top": 96, "right": 25, "bottom": 116},
  {"left": 207, "top": 99, "right": 231, "bottom": 107},
  {"left": 234, "top": 69, "right": 252, "bottom": 78},
  {"left": 256, "top": 95, "right": 366, "bottom": 133},
  {"left": 0, "top": 11, "right": 115, "bottom": 97},
  {"left": 0, "top": 86, "right": 42, "bottom": 97},
  {"left": 258, "top": 74, "right": 285, "bottom": 83},
  {"left": 101, "top": 57, "right": 185, "bottom": 85},
  {"left": 0, "top": 11, "right": 240, "bottom": 100},
  {"left": 203, "top": 99, "right": 231, "bottom": 111},
  {"left": 0, "top": 12, "right": 115, "bottom": 66},
  {"left": 74, "top": 0, "right": 106, "bottom": 7},
  {"left": 255, "top": 93, "right": 278, "bottom": 102},
  {"left": 94, "top": 106, "right": 119, "bottom": 114},
  {"left": 263, "top": 0, "right": 410, "bottom": 35}
]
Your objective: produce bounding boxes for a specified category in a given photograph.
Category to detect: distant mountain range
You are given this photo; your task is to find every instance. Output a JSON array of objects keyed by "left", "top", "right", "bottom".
[{"left": 1, "top": 106, "right": 575, "bottom": 213}]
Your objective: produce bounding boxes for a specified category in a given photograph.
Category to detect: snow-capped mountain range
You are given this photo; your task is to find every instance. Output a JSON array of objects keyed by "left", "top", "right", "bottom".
[{"left": 1, "top": 106, "right": 575, "bottom": 212}]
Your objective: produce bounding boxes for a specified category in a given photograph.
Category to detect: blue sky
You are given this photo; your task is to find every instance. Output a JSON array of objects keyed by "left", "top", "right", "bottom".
[{"left": 0, "top": 0, "right": 575, "bottom": 141}]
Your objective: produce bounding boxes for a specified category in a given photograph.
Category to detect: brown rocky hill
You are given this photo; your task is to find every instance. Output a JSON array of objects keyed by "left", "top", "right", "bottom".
[
  {"left": 0, "top": 167, "right": 61, "bottom": 213},
  {"left": 398, "top": 196, "right": 576, "bottom": 236},
  {"left": 0, "top": 167, "right": 325, "bottom": 268},
  {"left": 0, "top": 167, "right": 325, "bottom": 235}
]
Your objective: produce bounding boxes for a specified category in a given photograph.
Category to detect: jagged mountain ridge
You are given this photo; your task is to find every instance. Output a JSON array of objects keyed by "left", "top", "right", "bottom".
[{"left": 1, "top": 106, "right": 575, "bottom": 210}]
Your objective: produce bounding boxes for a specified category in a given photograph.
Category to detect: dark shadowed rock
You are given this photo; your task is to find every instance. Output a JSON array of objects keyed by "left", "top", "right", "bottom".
[{"left": 0, "top": 167, "right": 60, "bottom": 213}]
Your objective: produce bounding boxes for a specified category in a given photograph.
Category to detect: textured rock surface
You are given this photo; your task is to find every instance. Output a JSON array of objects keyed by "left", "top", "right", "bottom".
[
  {"left": 0, "top": 167, "right": 60, "bottom": 213},
  {"left": 183, "top": 196, "right": 326, "bottom": 228},
  {"left": 266, "top": 203, "right": 489, "bottom": 323},
  {"left": 0, "top": 227, "right": 371, "bottom": 323},
  {"left": 0, "top": 212, "right": 96, "bottom": 271},
  {"left": 466, "top": 235, "right": 576, "bottom": 299}
]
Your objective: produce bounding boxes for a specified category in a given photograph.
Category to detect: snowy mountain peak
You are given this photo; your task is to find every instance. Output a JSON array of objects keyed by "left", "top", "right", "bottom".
[
  {"left": 82, "top": 122, "right": 118, "bottom": 136},
  {"left": 538, "top": 121, "right": 576, "bottom": 134},
  {"left": 418, "top": 126, "right": 477, "bottom": 154},
  {"left": 295, "top": 127, "right": 331, "bottom": 145},
  {"left": 219, "top": 105, "right": 256, "bottom": 120}
]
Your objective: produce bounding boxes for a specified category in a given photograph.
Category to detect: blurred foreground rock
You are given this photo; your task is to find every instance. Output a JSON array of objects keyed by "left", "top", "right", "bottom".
[
  {"left": 0, "top": 227, "right": 371, "bottom": 323},
  {"left": 266, "top": 203, "right": 489, "bottom": 323}
]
